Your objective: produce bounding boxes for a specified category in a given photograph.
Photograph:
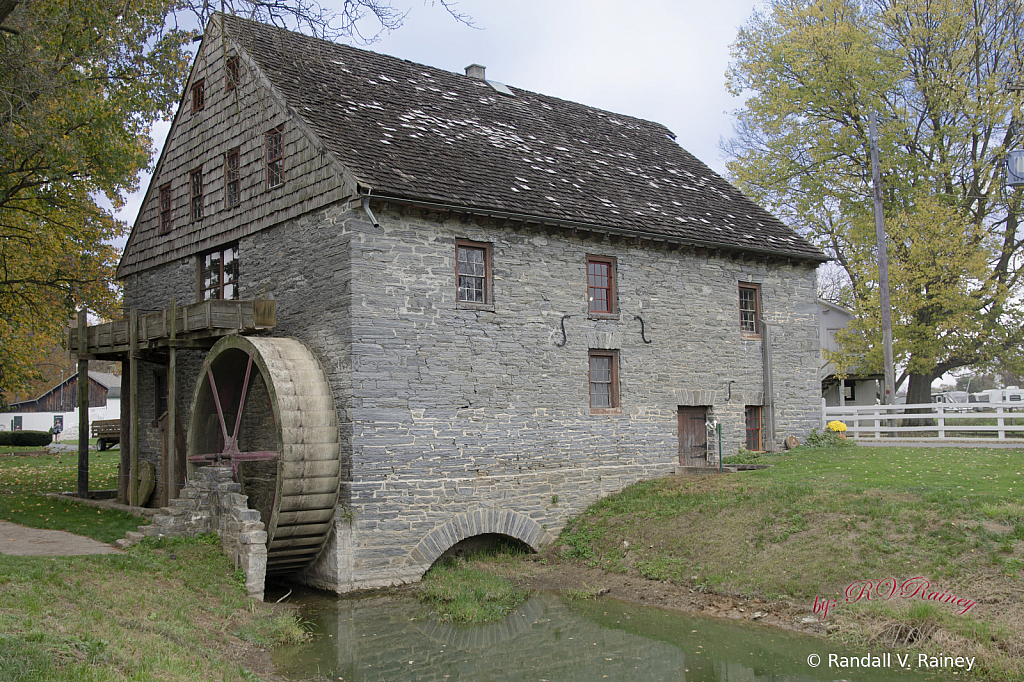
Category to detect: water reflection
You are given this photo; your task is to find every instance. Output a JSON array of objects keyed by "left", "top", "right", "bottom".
[{"left": 273, "top": 590, "right": 928, "bottom": 681}]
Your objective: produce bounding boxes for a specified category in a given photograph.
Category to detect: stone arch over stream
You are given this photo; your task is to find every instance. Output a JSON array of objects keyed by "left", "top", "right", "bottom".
[{"left": 409, "top": 509, "right": 552, "bottom": 571}]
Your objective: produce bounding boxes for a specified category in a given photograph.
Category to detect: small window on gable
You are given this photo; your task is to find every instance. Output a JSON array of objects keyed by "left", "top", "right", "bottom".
[
  {"left": 745, "top": 405, "right": 762, "bottom": 451},
  {"left": 589, "top": 349, "right": 620, "bottom": 414},
  {"left": 225, "top": 148, "right": 240, "bottom": 208},
  {"left": 266, "top": 126, "right": 284, "bottom": 188},
  {"left": 225, "top": 56, "right": 240, "bottom": 91},
  {"left": 190, "top": 168, "right": 203, "bottom": 221},
  {"left": 739, "top": 282, "right": 761, "bottom": 336},
  {"left": 587, "top": 255, "right": 617, "bottom": 317},
  {"left": 456, "top": 239, "right": 492, "bottom": 307},
  {"left": 199, "top": 243, "right": 239, "bottom": 301},
  {"left": 159, "top": 183, "right": 172, "bottom": 234},
  {"left": 191, "top": 79, "right": 205, "bottom": 112}
]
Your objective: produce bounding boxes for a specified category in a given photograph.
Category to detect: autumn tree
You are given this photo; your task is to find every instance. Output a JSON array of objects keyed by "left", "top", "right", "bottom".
[
  {"left": 0, "top": 0, "right": 191, "bottom": 408},
  {"left": 724, "top": 0, "right": 1024, "bottom": 404},
  {"left": 0, "top": 0, "right": 468, "bottom": 408}
]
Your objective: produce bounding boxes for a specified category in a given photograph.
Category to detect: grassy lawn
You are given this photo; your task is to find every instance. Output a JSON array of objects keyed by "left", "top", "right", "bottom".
[
  {"left": 0, "top": 451, "right": 140, "bottom": 543},
  {"left": 0, "top": 535, "right": 305, "bottom": 681},
  {"left": 556, "top": 444, "right": 1024, "bottom": 679},
  {"left": 0, "top": 452, "right": 304, "bottom": 681}
]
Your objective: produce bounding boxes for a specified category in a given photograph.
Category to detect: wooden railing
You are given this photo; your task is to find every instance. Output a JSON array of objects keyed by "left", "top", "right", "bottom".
[
  {"left": 823, "top": 401, "right": 1024, "bottom": 441},
  {"left": 68, "top": 299, "right": 276, "bottom": 357}
]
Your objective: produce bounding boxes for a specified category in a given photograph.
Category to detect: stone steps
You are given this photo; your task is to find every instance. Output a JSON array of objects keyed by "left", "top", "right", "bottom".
[{"left": 111, "top": 465, "right": 268, "bottom": 600}]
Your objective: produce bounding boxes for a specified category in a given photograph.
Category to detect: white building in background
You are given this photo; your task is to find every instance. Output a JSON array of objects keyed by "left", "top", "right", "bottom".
[
  {"left": 818, "top": 300, "right": 884, "bottom": 407},
  {"left": 1, "top": 371, "right": 120, "bottom": 440}
]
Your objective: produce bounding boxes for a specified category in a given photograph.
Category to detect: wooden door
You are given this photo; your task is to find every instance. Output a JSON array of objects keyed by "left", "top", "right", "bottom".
[{"left": 678, "top": 407, "right": 708, "bottom": 466}]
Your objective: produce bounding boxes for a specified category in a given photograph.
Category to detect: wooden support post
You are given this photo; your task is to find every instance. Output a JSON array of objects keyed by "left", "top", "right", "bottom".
[
  {"left": 761, "top": 320, "right": 776, "bottom": 452},
  {"left": 77, "top": 308, "right": 89, "bottom": 498},
  {"left": 168, "top": 298, "right": 178, "bottom": 501},
  {"left": 119, "top": 356, "right": 130, "bottom": 503},
  {"left": 129, "top": 308, "right": 139, "bottom": 507}
]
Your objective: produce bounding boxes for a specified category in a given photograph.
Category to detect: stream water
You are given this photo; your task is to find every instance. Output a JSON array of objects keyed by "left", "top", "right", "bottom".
[{"left": 272, "top": 588, "right": 948, "bottom": 681}]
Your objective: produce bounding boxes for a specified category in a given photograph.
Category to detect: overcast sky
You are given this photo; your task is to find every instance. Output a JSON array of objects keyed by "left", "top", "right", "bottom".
[{"left": 112, "top": 0, "right": 766, "bottom": 235}]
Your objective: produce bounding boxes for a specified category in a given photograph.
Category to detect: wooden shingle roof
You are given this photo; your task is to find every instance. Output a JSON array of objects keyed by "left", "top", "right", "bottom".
[{"left": 221, "top": 15, "right": 823, "bottom": 261}]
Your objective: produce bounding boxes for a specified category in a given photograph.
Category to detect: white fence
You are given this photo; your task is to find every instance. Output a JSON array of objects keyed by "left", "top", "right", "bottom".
[{"left": 823, "top": 401, "right": 1024, "bottom": 442}]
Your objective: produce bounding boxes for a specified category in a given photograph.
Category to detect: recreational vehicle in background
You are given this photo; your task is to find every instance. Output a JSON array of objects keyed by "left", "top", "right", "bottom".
[
  {"left": 968, "top": 387, "right": 1024, "bottom": 410},
  {"left": 931, "top": 391, "right": 969, "bottom": 411}
]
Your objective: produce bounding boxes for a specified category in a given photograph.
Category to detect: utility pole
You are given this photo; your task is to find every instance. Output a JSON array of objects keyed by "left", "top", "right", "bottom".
[{"left": 870, "top": 111, "right": 897, "bottom": 405}]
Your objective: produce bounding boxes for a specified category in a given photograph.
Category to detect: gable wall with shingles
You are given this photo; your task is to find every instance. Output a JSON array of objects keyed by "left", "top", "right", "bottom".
[{"left": 117, "top": 22, "right": 347, "bottom": 278}]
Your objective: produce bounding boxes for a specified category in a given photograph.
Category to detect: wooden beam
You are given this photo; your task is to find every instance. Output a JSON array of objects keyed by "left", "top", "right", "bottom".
[
  {"left": 76, "top": 308, "right": 89, "bottom": 498},
  {"left": 167, "top": 298, "right": 177, "bottom": 502},
  {"left": 129, "top": 308, "right": 139, "bottom": 507},
  {"left": 118, "top": 353, "right": 129, "bottom": 504}
]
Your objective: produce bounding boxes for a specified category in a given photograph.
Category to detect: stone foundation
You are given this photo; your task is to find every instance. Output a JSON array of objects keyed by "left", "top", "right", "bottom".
[{"left": 116, "top": 466, "right": 268, "bottom": 601}]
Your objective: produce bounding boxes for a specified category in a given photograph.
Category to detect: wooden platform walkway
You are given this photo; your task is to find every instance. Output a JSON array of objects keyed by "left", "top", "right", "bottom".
[
  {"left": 68, "top": 299, "right": 275, "bottom": 359},
  {"left": 67, "top": 299, "right": 277, "bottom": 507}
]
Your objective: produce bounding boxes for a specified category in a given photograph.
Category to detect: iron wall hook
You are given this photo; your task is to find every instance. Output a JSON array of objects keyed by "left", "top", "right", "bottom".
[
  {"left": 633, "top": 315, "right": 652, "bottom": 344},
  {"left": 556, "top": 314, "right": 571, "bottom": 347}
]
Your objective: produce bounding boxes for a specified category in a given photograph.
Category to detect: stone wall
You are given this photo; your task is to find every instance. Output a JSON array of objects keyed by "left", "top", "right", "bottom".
[
  {"left": 122, "top": 199, "right": 822, "bottom": 593},
  {"left": 121, "top": 465, "right": 268, "bottom": 600}
]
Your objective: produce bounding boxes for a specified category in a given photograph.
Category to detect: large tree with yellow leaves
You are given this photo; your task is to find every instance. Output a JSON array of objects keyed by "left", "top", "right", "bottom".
[
  {"left": 0, "top": 0, "right": 191, "bottom": 406},
  {"left": 725, "top": 0, "right": 1024, "bottom": 404},
  {"left": 0, "top": 0, "right": 463, "bottom": 407}
]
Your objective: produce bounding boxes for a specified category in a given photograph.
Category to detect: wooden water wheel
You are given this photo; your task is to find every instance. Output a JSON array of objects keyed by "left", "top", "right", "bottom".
[{"left": 186, "top": 335, "right": 340, "bottom": 575}]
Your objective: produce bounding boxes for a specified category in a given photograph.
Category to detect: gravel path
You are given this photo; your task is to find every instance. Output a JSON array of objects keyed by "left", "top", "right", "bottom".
[{"left": 0, "top": 519, "right": 121, "bottom": 556}]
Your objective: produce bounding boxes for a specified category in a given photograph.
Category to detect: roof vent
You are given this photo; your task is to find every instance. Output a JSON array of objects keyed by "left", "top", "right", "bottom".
[{"left": 465, "top": 63, "right": 486, "bottom": 80}]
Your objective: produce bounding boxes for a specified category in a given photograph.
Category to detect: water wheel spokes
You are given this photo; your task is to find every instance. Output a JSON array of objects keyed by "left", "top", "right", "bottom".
[{"left": 187, "top": 352, "right": 281, "bottom": 486}]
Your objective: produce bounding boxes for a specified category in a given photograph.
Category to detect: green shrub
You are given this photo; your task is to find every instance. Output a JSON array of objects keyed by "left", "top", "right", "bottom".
[
  {"left": 0, "top": 430, "right": 53, "bottom": 447},
  {"left": 805, "top": 428, "right": 852, "bottom": 448}
]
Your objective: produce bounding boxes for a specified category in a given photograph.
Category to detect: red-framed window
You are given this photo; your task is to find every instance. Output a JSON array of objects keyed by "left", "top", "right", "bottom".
[
  {"left": 190, "top": 168, "right": 203, "bottom": 221},
  {"left": 199, "top": 243, "right": 239, "bottom": 301},
  {"left": 739, "top": 283, "right": 761, "bottom": 336},
  {"left": 266, "top": 126, "right": 283, "bottom": 188},
  {"left": 456, "top": 240, "right": 491, "bottom": 305},
  {"left": 225, "top": 56, "right": 240, "bottom": 91},
  {"left": 745, "top": 406, "right": 762, "bottom": 451},
  {"left": 191, "top": 79, "right": 205, "bottom": 113},
  {"left": 587, "top": 256, "right": 616, "bottom": 316},
  {"left": 589, "top": 349, "right": 620, "bottom": 412},
  {"left": 225, "top": 148, "right": 240, "bottom": 208},
  {"left": 159, "top": 183, "right": 172, "bottom": 234}
]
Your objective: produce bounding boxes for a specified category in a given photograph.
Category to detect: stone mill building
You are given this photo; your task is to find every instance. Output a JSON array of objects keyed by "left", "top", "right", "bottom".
[{"left": 110, "top": 14, "right": 827, "bottom": 593}]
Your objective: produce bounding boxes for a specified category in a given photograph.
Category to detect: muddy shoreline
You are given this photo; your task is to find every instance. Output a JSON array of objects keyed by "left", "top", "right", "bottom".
[{"left": 499, "top": 552, "right": 832, "bottom": 637}]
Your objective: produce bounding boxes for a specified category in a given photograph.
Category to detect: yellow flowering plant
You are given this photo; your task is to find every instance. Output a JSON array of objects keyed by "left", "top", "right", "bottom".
[{"left": 826, "top": 421, "right": 848, "bottom": 433}]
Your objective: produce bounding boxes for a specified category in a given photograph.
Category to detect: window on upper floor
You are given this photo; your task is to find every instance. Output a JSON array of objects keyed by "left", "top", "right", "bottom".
[
  {"left": 587, "top": 255, "right": 617, "bottom": 317},
  {"left": 191, "top": 79, "right": 205, "bottom": 113},
  {"left": 456, "top": 240, "right": 492, "bottom": 306},
  {"left": 190, "top": 168, "right": 203, "bottom": 221},
  {"left": 159, "top": 183, "right": 172, "bottom": 234},
  {"left": 739, "top": 282, "right": 761, "bottom": 336},
  {"left": 225, "top": 148, "right": 240, "bottom": 208},
  {"left": 266, "top": 126, "right": 284, "bottom": 188},
  {"left": 589, "top": 349, "right": 620, "bottom": 413},
  {"left": 225, "top": 56, "right": 240, "bottom": 91},
  {"left": 199, "top": 243, "right": 239, "bottom": 301},
  {"left": 745, "top": 405, "right": 762, "bottom": 451}
]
